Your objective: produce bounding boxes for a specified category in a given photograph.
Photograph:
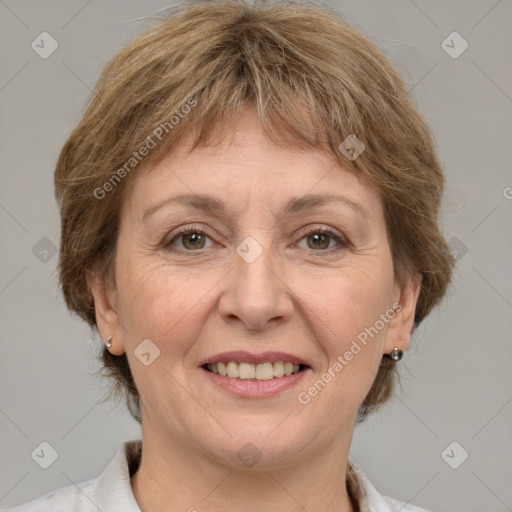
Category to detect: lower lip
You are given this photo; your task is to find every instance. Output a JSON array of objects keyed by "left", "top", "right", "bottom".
[{"left": 200, "top": 366, "right": 310, "bottom": 398}]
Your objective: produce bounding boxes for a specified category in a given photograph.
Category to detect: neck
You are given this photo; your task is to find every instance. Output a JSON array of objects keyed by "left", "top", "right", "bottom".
[{"left": 131, "top": 423, "right": 357, "bottom": 512}]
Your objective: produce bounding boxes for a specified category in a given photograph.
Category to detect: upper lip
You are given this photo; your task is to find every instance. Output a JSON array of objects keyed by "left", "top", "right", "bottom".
[{"left": 199, "top": 351, "right": 311, "bottom": 367}]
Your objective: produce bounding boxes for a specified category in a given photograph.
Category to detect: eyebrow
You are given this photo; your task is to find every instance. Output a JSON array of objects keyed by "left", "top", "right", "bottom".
[{"left": 142, "top": 193, "right": 370, "bottom": 222}]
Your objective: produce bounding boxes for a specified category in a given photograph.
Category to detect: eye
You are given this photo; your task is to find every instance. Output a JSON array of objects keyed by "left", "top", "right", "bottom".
[
  {"left": 163, "top": 225, "right": 348, "bottom": 254},
  {"left": 164, "top": 226, "right": 216, "bottom": 251},
  {"left": 296, "top": 226, "right": 347, "bottom": 252}
]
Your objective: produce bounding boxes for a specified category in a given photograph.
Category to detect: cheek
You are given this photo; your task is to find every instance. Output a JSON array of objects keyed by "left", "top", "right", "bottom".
[
  {"left": 297, "top": 260, "right": 394, "bottom": 341},
  {"left": 295, "top": 260, "right": 394, "bottom": 398},
  {"left": 115, "top": 255, "right": 207, "bottom": 352},
  {"left": 113, "top": 259, "right": 208, "bottom": 411}
]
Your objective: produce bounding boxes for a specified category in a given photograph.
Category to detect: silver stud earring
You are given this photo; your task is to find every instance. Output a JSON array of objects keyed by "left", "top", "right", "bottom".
[
  {"left": 389, "top": 347, "right": 403, "bottom": 361},
  {"left": 105, "top": 336, "right": 112, "bottom": 349}
]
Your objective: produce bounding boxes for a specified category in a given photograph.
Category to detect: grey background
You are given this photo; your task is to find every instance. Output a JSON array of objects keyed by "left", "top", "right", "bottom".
[{"left": 0, "top": 0, "right": 511, "bottom": 510}]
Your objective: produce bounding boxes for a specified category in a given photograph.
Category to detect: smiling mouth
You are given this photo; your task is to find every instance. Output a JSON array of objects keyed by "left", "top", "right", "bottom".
[{"left": 202, "top": 361, "right": 309, "bottom": 381}]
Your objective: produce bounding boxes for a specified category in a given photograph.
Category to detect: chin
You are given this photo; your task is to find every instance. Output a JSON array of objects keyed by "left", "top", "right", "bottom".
[{"left": 195, "top": 424, "right": 311, "bottom": 471}]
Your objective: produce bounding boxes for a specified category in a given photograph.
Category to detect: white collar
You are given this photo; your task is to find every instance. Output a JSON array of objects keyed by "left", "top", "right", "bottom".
[
  {"left": 11, "top": 440, "right": 428, "bottom": 512},
  {"left": 96, "top": 441, "right": 429, "bottom": 512},
  {"left": 93, "top": 440, "right": 142, "bottom": 512},
  {"left": 347, "top": 461, "right": 429, "bottom": 511}
]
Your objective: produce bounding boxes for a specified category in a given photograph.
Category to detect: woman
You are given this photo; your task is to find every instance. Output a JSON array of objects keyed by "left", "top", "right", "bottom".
[{"left": 6, "top": 0, "right": 454, "bottom": 510}]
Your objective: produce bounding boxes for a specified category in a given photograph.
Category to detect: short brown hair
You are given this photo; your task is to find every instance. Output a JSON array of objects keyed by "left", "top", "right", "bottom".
[{"left": 55, "top": 0, "right": 455, "bottom": 423}]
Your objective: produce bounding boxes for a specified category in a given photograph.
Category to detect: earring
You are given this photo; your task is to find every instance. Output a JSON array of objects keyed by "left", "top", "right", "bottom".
[
  {"left": 105, "top": 336, "right": 112, "bottom": 349},
  {"left": 388, "top": 347, "right": 403, "bottom": 361}
]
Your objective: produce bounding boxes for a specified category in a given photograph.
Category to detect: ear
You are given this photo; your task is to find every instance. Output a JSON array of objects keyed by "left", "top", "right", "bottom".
[
  {"left": 383, "top": 274, "right": 422, "bottom": 355},
  {"left": 88, "top": 270, "right": 126, "bottom": 356}
]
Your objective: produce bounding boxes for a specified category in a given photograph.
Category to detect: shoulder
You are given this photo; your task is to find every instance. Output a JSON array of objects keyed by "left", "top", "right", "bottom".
[
  {"left": 1, "top": 478, "right": 99, "bottom": 512},
  {"left": 381, "top": 495, "right": 431, "bottom": 512},
  {"left": 1, "top": 440, "right": 142, "bottom": 512}
]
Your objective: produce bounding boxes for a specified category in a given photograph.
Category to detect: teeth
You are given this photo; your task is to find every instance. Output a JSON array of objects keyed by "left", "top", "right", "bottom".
[
  {"left": 273, "top": 361, "right": 284, "bottom": 377},
  {"left": 255, "top": 362, "right": 274, "bottom": 380},
  {"left": 239, "top": 362, "right": 256, "bottom": 379},
  {"left": 206, "top": 361, "right": 303, "bottom": 380},
  {"left": 227, "top": 361, "right": 239, "bottom": 378},
  {"left": 218, "top": 362, "right": 227, "bottom": 376}
]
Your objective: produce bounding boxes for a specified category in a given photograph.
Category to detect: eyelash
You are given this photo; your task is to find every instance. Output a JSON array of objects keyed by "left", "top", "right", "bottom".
[{"left": 163, "top": 224, "right": 348, "bottom": 254}]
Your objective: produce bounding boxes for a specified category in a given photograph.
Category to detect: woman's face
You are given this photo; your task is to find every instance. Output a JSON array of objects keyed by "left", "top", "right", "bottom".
[{"left": 93, "top": 110, "right": 419, "bottom": 469}]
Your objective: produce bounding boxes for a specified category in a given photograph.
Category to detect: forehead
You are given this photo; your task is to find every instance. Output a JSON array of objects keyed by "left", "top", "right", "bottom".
[{"left": 123, "top": 111, "right": 382, "bottom": 221}]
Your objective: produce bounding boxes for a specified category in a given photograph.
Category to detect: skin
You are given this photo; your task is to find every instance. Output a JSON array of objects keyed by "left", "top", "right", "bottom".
[{"left": 90, "top": 109, "right": 421, "bottom": 512}]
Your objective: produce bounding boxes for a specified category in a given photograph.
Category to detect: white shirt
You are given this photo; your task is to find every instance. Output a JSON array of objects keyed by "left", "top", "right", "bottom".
[{"left": 4, "top": 440, "right": 430, "bottom": 512}]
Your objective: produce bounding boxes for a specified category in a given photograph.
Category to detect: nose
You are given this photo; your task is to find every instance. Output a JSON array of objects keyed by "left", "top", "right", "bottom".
[{"left": 218, "top": 239, "right": 294, "bottom": 332}]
